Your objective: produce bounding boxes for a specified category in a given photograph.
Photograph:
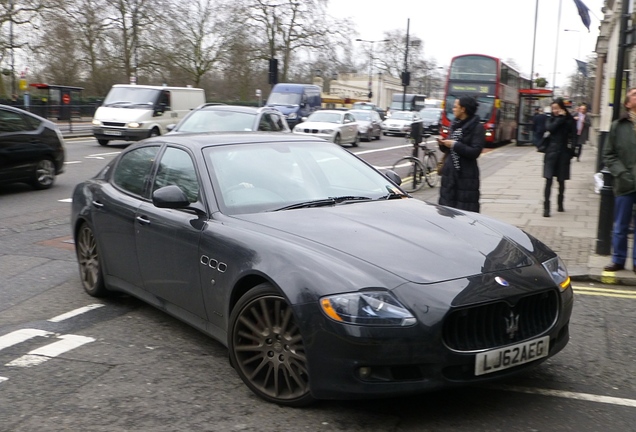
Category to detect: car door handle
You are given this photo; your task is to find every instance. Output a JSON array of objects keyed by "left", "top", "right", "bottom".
[
  {"left": 91, "top": 200, "right": 104, "bottom": 209},
  {"left": 136, "top": 216, "right": 150, "bottom": 225}
]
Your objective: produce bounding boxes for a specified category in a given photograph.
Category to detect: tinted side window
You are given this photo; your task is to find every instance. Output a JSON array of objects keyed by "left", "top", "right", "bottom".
[
  {"left": 113, "top": 146, "right": 160, "bottom": 197},
  {"left": 153, "top": 147, "right": 199, "bottom": 203},
  {"left": 0, "top": 109, "right": 31, "bottom": 133}
]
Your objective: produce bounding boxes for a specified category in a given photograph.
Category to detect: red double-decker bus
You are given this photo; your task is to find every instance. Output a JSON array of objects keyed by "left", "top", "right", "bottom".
[{"left": 440, "top": 54, "right": 531, "bottom": 146}]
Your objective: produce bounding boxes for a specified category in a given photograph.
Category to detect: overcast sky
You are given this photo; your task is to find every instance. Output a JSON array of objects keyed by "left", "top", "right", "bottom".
[{"left": 327, "top": 0, "right": 604, "bottom": 89}]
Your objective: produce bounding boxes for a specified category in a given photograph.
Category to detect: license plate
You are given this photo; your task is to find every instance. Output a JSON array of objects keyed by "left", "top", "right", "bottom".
[
  {"left": 474, "top": 336, "right": 550, "bottom": 376},
  {"left": 104, "top": 130, "right": 122, "bottom": 136}
]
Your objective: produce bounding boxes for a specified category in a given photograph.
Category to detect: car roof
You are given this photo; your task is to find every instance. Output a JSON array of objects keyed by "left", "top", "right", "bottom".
[
  {"left": 0, "top": 104, "right": 53, "bottom": 123},
  {"left": 348, "top": 110, "right": 376, "bottom": 114},
  {"left": 149, "top": 132, "right": 327, "bottom": 148},
  {"left": 194, "top": 104, "right": 277, "bottom": 114},
  {"left": 312, "top": 110, "right": 345, "bottom": 114}
]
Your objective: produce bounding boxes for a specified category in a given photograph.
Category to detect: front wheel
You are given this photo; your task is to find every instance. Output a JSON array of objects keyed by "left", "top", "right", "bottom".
[
  {"left": 391, "top": 156, "right": 425, "bottom": 193},
  {"left": 97, "top": 139, "right": 109, "bottom": 146},
  {"left": 423, "top": 152, "right": 439, "bottom": 187},
  {"left": 228, "top": 283, "right": 313, "bottom": 407},
  {"left": 76, "top": 223, "right": 108, "bottom": 297},
  {"left": 31, "top": 159, "right": 56, "bottom": 190}
]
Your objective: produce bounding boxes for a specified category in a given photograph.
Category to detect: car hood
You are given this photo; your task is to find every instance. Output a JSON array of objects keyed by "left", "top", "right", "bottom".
[
  {"left": 296, "top": 121, "right": 343, "bottom": 130},
  {"left": 236, "top": 199, "right": 535, "bottom": 284},
  {"left": 384, "top": 119, "right": 411, "bottom": 125}
]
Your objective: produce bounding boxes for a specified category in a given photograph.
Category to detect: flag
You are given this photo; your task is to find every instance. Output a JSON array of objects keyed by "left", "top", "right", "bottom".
[
  {"left": 575, "top": 59, "right": 588, "bottom": 77},
  {"left": 573, "top": 0, "right": 591, "bottom": 31}
]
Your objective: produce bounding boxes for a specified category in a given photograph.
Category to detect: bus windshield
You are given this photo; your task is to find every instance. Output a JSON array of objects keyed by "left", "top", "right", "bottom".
[
  {"left": 449, "top": 56, "right": 497, "bottom": 82},
  {"left": 443, "top": 94, "right": 495, "bottom": 123}
]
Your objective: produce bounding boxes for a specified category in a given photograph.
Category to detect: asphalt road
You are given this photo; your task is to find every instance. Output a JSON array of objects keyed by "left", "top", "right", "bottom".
[{"left": 0, "top": 136, "right": 635, "bottom": 431}]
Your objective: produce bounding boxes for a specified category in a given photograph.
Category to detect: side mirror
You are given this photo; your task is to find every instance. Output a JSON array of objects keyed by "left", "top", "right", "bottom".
[
  {"left": 384, "top": 169, "right": 401, "bottom": 186},
  {"left": 153, "top": 185, "right": 190, "bottom": 209},
  {"left": 166, "top": 124, "right": 176, "bottom": 132}
]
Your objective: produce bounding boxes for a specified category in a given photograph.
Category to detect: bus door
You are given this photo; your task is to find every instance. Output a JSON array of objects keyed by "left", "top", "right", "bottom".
[{"left": 517, "top": 89, "right": 553, "bottom": 146}]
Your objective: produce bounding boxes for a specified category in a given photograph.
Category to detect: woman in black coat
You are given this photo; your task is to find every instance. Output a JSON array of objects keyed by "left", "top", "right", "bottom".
[
  {"left": 437, "top": 96, "right": 485, "bottom": 212},
  {"left": 543, "top": 98, "right": 576, "bottom": 217}
]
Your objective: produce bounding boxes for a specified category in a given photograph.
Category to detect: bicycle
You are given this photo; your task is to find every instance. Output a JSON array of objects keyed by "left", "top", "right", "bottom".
[{"left": 391, "top": 133, "right": 439, "bottom": 192}]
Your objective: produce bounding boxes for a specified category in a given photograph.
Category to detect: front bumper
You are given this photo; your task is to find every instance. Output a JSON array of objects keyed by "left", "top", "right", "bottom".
[
  {"left": 93, "top": 127, "right": 149, "bottom": 142},
  {"left": 294, "top": 271, "right": 574, "bottom": 400}
]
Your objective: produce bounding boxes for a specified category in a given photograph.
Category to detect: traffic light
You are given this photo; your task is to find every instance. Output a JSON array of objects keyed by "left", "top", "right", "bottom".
[
  {"left": 401, "top": 71, "right": 410, "bottom": 87},
  {"left": 268, "top": 58, "right": 278, "bottom": 85}
]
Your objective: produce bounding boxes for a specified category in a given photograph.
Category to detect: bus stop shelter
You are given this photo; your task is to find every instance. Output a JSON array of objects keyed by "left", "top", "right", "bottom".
[
  {"left": 517, "top": 88, "right": 553, "bottom": 145},
  {"left": 28, "top": 83, "right": 83, "bottom": 120}
]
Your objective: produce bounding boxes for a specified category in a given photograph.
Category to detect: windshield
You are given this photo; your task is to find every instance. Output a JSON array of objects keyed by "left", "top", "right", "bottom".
[
  {"left": 419, "top": 109, "right": 441, "bottom": 120},
  {"left": 267, "top": 92, "right": 301, "bottom": 106},
  {"left": 350, "top": 112, "right": 372, "bottom": 121},
  {"left": 175, "top": 110, "right": 256, "bottom": 132},
  {"left": 306, "top": 112, "right": 342, "bottom": 123},
  {"left": 102, "top": 87, "right": 161, "bottom": 107},
  {"left": 205, "top": 140, "right": 401, "bottom": 215},
  {"left": 444, "top": 95, "right": 495, "bottom": 122},
  {"left": 390, "top": 102, "right": 413, "bottom": 111},
  {"left": 389, "top": 112, "right": 414, "bottom": 121}
]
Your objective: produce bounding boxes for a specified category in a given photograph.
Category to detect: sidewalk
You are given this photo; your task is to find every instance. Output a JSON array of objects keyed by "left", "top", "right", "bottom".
[{"left": 409, "top": 141, "right": 635, "bottom": 286}]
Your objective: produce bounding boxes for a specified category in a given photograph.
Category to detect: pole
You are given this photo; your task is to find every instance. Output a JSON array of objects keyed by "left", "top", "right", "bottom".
[
  {"left": 9, "top": 0, "right": 15, "bottom": 97},
  {"left": 552, "top": 0, "right": 562, "bottom": 92},
  {"left": 612, "top": 0, "right": 630, "bottom": 121},
  {"left": 402, "top": 18, "right": 410, "bottom": 112},
  {"left": 530, "top": 0, "right": 539, "bottom": 89},
  {"left": 368, "top": 42, "right": 373, "bottom": 102}
]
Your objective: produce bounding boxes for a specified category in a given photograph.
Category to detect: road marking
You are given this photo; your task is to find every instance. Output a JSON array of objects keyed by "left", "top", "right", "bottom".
[
  {"left": 48, "top": 304, "right": 105, "bottom": 322},
  {"left": 86, "top": 151, "right": 121, "bottom": 160},
  {"left": 58, "top": 198, "right": 72, "bottom": 203},
  {"left": 489, "top": 384, "right": 636, "bottom": 408},
  {"left": 354, "top": 143, "right": 411, "bottom": 155},
  {"left": 64, "top": 161, "right": 82, "bottom": 164},
  {"left": 0, "top": 329, "right": 52, "bottom": 351},
  {"left": 572, "top": 285, "right": 636, "bottom": 299},
  {"left": 5, "top": 334, "right": 95, "bottom": 367},
  {"left": 0, "top": 377, "right": 7, "bottom": 384}
]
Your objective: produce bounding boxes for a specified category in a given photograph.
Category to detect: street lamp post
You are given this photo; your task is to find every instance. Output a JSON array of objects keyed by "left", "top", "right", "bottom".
[{"left": 356, "top": 38, "right": 389, "bottom": 104}]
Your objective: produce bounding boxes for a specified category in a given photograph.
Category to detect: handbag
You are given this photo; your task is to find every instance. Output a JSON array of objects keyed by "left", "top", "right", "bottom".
[
  {"left": 437, "top": 153, "right": 447, "bottom": 174},
  {"left": 537, "top": 131, "right": 550, "bottom": 153}
]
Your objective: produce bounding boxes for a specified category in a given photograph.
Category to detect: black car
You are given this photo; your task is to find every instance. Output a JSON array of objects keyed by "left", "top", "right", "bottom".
[
  {"left": 0, "top": 104, "right": 66, "bottom": 189},
  {"left": 167, "top": 104, "right": 290, "bottom": 133},
  {"left": 71, "top": 133, "right": 573, "bottom": 406},
  {"left": 419, "top": 108, "right": 443, "bottom": 135}
]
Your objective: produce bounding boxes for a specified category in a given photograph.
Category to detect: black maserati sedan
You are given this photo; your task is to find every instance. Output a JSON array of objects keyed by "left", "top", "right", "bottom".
[{"left": 71, "top": 132, "right": 573, "bottom": 406}]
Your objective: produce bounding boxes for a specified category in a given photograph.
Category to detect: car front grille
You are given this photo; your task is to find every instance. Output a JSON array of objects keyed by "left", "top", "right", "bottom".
[
  {"left": 103, "top": 122, "right": 126, "bottom": 127},
  {"left": 443, "top": 290, "right": 559, "bottom": 351},
  {"left": 298, "top": 128, "right": 319, "bottom": 134}
]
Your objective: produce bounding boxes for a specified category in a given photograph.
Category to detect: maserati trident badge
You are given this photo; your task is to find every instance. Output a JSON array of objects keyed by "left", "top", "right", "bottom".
[{"left": 504, "top": 311, "right": 520, "bottom": 339}]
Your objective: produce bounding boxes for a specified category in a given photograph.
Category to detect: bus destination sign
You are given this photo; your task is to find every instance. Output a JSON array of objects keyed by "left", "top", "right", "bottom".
[{"left": 450, "top": 83, "right": 494, "bottom": 94}]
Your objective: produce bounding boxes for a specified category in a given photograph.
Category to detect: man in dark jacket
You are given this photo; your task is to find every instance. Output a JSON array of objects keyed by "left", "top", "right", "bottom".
[
  {"left": 603, "top": 88, "right": 636, "bottom": 272},
  {"left": 532, "top": 107, "right": 548, "bottom": 148},
  {"left": 573, "top": 103, "right": 591, "bottom": 161},
  {"left": 437, "top": 96, "right": 485, "bottom": 212}
]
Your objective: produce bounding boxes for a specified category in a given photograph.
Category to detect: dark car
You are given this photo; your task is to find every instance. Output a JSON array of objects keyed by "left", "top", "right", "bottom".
[
  {"left": 167, "top": 104, "right": 290, "bottom": 133},
  {"left": 349, "top": 109, "right": 382, "bottom": 141},
  {"left": 71, "top": 133, "right": 573, "bottom": 407},
  {"left": 419, "top": 108, "right": 443, "bottom": 135},
  {"left": 0, "top": 104, "right": 66, "bottom": 189}
]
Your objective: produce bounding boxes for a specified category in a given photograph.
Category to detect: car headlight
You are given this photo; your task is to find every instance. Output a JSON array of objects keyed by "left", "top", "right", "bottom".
[
  {"left": 293, "top": 126, "right": 302, "bottom": 133},
  {"left": 127, "top": 122, "right": 141, "bottom": 128},
  {"left": 319, "top": 129, "right": 334, "bottom": 134},
  {"left": 320, "top": 291, "right": 417, "bottom": 326},
  {"left": 542, "top": 256, "right": 570, "bottom": 291},
  {"left": 92, "top": 119, "right": 102, "bottom": 126},
  {"left": 287, "top": 113, "right": 298, "bottom": 120}
]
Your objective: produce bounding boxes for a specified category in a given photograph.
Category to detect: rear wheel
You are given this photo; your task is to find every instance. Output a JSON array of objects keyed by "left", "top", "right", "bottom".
[
  {"left": 76, "top": 223, "right": 108, "bottom": 297},
  {"left": 97, "top": 139, "right": 109, "bottom": 146},
  {"left": 351, "top": 133, "right": 359, "bottom": 147},
  {"left": 148, "top": 128, "right": 160, "bottom": 138},
  {"left": 334, "top": 134, "right": 341, "bottom": 145},
  {"left": 391, "top": 156, "right": 425, "bottom": 192},
  {"left": 30, "top": 159, "right": 56, "bottom": 190},
  {"left": 424, "top": 152, "right": 439, "bottom": 187},
  {"left": 229, "top": 283, "right": 313, "bottom": 407}
]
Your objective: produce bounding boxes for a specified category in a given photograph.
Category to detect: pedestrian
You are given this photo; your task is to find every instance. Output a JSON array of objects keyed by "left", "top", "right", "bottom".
[
  {"left": 437, "top": 96, "right": 485, "bottom": 212},
  {"left": 531, "top": 107, "right": 547, "bottom": 148},
  {"left": 542, "top": 97, "right": 576, "bottom": 217},
  {"left": 572, "top": 103, "right": 591, "bottom": 161},
  {"left": 602, "top": 87, "right": 636, "bottom": 272}
]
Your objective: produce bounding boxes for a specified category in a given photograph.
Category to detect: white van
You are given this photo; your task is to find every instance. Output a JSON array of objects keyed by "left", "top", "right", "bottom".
[{"left": 92, "top": 84, "right": 205, "bottom": 146}]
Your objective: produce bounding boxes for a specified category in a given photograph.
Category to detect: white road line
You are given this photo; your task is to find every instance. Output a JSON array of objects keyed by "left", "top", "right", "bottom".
[
  {"left": 48, "top": 304, "right": 105, "bottom": 323},
  {"left": 0, "top": 377, "right": 7, "bottom": 384},
  {"left": 58, "top": 198, "right": 72, "bottom": 203},
  {"left": 86, "top": 151, "right": 121, "bottom": 160},
  {"left": 5, "top": 334, "right": 95, "bottom": 367},
  {"left": 0, "top": 329, "right": 52, "bottom": 351},
  {"left": 490, "top": 384, "right": 636, "bottom": 408}
]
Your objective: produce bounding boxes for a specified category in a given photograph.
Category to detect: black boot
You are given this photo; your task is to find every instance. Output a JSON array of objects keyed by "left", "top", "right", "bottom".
[
  {"left": 543, "top": 201, "right": 550, "bottom": 217},
  {"left": 558, "top": 195, "right": 564, "bottom": 212}
]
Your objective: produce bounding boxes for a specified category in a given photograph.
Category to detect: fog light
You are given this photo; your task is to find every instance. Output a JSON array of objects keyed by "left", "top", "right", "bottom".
[{"left": 358, "top": 366, "right": 372, "bottom": 379}]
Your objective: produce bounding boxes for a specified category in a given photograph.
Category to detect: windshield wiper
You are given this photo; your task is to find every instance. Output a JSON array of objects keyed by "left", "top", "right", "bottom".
[
  {"left": 272, "top": 196, "right": 371, "bottom": 211},
  {"left": 378, "top": 186, "right": 407, "bottom": 200}
]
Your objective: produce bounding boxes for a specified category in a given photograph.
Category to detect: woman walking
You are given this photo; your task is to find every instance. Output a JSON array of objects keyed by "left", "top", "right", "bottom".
[
  {"left": 542, "top": 98, "right": 576, "bottom": 217},
  {"left": 437, "top": 96, "right": 485, "bottom": 212}
]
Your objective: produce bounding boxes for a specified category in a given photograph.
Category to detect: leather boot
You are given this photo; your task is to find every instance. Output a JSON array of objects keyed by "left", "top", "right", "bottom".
[
  {"left": 558, "top": 194, "right": 564, "bottom": 212},
  {"left": 543, "top": 201, "right": 550, "bottom": 217}
]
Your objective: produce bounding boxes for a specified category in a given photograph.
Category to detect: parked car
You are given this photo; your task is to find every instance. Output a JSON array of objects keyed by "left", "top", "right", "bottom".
[
  {"left": 167, "top": 104, "right": 290, "bottom": 133},
  {"left": 381, "top": 110, "right": 421, "bottom": 136},
  {"left": 0, "top": 104, "right": 65, "bottom": 189},
  {"left": 351, "top": 102, "right": 387, "bottom": 120},
  {"left": 419, "top": 108, "right": 443, "bottom": 135},
  {"left": 71, "top": 132, "right": 573, "bottom": 407},
  {"left": 349, "top": 109, "right": 382, "bottom": 141},
  {"left": 293, "top": 110, "right": 359, "bottom": 146}
]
